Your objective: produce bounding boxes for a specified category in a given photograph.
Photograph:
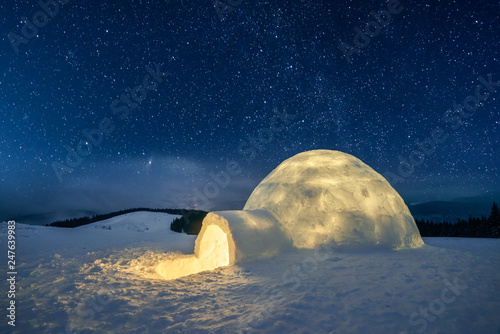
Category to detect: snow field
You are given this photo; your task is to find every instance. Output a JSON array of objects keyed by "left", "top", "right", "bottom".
[{"left": 2, "top": 213, "right": 499, "bottom": 333}]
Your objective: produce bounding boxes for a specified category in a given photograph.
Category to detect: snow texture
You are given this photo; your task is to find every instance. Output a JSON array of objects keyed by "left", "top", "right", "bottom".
[{"left": 4, "top": 217, "right": 500, "bottom": 334}]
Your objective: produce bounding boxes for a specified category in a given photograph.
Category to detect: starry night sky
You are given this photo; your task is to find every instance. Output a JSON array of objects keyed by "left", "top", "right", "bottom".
[{"left": 0, "top": 0, "right": 499, "bottom": 224}]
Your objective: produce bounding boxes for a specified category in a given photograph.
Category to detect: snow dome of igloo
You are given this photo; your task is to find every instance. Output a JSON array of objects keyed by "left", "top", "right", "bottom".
[
  {"left": 157, "top": 150, "right": 423, "bottom": 280},
  {"left": 243, "top": 150, "right": 424, "bottom": 249}
]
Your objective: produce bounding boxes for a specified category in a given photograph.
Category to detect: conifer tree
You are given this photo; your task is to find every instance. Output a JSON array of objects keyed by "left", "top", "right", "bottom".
[{"left": 488, "top": 202, "right": 500, "bottom": 238}]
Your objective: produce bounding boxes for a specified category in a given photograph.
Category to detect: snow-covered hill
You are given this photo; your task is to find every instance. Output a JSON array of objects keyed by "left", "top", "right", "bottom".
[
  {"left": 77, "top": 211, "right": 183, "bottom": 233},
  {"left": 2, "top": 211, "right": 500, "bottom": 333}
]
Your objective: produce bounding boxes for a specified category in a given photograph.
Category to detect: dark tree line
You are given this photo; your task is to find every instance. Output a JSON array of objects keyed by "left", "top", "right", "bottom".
[
  {"left": 170, "top": 210, "right": 208, "bottom": 235},
  {"left": 48, "top": 208, "right": 206, "bottom": 228},
  {"left": 416, "top": 202, "right": 500, "bottom": 238}
]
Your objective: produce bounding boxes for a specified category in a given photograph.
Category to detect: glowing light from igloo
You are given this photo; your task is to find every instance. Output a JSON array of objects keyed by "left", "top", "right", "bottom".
[{"left": 156, "top": 225, "right": 230, "bottom": 280}]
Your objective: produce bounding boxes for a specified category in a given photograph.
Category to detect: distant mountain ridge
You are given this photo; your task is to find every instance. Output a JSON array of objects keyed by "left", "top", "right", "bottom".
[
  {"left": 3, "top": 210, "right": 96, "bottom": 226},
  {"left": 408, "top": 200, "right": 494, "bottom": 223}
]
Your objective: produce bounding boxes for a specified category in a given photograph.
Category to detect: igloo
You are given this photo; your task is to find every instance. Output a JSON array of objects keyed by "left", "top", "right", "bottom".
[{"left": 157, "top": 150, "right": 424, "bottom": 280}]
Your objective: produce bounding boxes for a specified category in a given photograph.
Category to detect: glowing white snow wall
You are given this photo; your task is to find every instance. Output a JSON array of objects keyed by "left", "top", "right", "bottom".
[{"left": 244, "top": 150, "right": 424, "bottom": 250}]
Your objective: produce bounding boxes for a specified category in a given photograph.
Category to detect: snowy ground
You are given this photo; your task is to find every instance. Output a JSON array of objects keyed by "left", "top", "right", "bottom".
[{"left": 2, "top": 212, "right": 500, "bottom": 334}]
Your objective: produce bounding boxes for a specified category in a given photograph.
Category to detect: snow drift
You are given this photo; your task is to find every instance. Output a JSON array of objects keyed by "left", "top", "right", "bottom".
[{"left": 157, "top": 150, "right": 423, "bottom": 280}]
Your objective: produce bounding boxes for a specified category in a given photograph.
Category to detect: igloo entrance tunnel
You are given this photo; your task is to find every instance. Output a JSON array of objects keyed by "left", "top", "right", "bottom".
[{"left": 157, "top": 150, "right": 424, "bottom": 280}]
